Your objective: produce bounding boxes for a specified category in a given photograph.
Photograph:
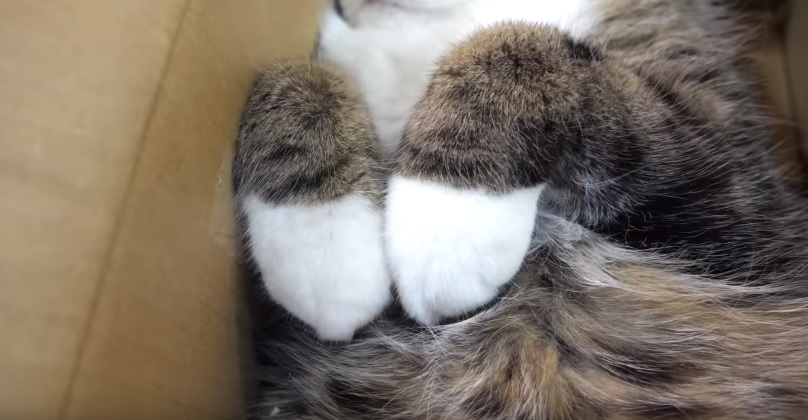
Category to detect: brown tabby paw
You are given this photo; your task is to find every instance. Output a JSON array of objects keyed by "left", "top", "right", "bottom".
[
  {"left": 394, "top": 22, "right": 602, "bottom": 192},
  {"left": 385, "top": 23, "right": 601, "bottom": 324},
  {"left": 234, "top": 61, "right": 390, "bottom": 341}
]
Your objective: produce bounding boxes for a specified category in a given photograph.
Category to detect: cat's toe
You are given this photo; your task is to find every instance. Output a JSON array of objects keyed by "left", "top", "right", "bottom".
[
  {"left": 245, "top": 194, "right": 391, "bottom": 341},
  {"left": 385, "top": 177, "right": 542, "bottom": 324}
]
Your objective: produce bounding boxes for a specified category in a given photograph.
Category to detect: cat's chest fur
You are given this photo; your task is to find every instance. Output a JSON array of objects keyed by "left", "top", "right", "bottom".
[{"left": 319, "top": 0, "right": 600, "bottom": 155}]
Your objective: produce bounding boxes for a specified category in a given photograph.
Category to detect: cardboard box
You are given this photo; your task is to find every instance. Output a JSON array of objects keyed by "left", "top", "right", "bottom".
[
  {"left": 0, "top": 1, "right": 803, "bottom": 419},
  {"left": 1, "top": 1, "right": 321, "bottom": 418}
]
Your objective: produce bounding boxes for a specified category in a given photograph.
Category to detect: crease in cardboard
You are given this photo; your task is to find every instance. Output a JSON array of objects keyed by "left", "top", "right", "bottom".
[{"left": 56, "top": 1, "right": 194, "bottom": 418}]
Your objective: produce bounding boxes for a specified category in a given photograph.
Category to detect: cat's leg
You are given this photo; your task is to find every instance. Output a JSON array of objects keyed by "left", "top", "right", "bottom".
[
  {"left": 388, "top": 18, "right": 782, "bottom": 323},
  {"left": 388, "top": 24, "right": 608, "bottom": 323},
  {"left": 385, "top": 26, "right": 571, "bottom": 324},
  {"left": 385, "top": 24, "right": 629, "bottom": 325},
  {"left": 234, "top": 62, "right": 390, "bottom": 341},
  {"left": 384, "top": 22, "right": 639, "bottom": 324}
]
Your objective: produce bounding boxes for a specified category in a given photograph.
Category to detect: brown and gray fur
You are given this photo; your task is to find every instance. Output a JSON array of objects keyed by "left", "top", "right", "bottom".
[
  {"left": 234, "top": 0, "right": 808, "bottom": 418},
  {"left": 233, "top": 62, "right": 382, "bottom": 207}
]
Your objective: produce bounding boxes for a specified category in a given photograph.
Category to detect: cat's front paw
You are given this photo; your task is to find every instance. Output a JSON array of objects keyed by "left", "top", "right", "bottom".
[
  {"left": 234, "top": 62, "right": 390, "bottom": 340},
  {"left": 385, "top": 177, "right": 542, "bottom": 324},
  {"left": 385, "top": 23, "right": 596, "bottom": 324}
]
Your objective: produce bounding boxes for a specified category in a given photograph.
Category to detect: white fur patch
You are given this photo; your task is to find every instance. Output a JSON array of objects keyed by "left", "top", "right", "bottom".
[
  {"left": 244, "top": 194, "right": 391, "bottom": 341},
  {"left": 385, "top": 177, "right": 544, "bottom": 324}
]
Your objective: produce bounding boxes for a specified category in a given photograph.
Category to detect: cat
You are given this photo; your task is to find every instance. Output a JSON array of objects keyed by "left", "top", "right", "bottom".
[{"left": 233, "top": 0, "right": 808, "bottom": 418}]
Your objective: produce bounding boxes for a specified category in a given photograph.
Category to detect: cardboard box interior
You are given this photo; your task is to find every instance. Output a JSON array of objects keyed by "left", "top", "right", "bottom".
[
  {"left": 0, "top": 1, "right": 804, "bottom": 419},
  {"left": 1, "top": 1, "right": 321, "bottom": 418}
]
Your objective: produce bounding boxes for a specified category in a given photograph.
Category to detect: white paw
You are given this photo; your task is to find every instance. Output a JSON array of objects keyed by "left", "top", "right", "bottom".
[
  {"left": 385, "top": 177, "right": 543, "bottom": 324},
  {"left": 244, "top": 194, "right": 391, "bottom": 341}
]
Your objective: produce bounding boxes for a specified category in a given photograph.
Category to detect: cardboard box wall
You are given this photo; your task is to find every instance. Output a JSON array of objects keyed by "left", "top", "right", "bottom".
[
  {"left": 0, "top": 1, "right": 804, "bottom": 419},
  {"left": 1, "top": 1, "right": 320, "bottom": 418}
]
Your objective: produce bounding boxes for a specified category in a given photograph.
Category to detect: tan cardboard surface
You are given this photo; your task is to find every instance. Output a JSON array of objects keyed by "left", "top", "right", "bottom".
[
  {"left": 0, "top": 1, "right": 186, "bottom": 418},
  {"left": 1, "top": 0, "right": 321, "bottom": 418},
  {"left": 62, "top": 1, "right": 322, "bottom": 419}
]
